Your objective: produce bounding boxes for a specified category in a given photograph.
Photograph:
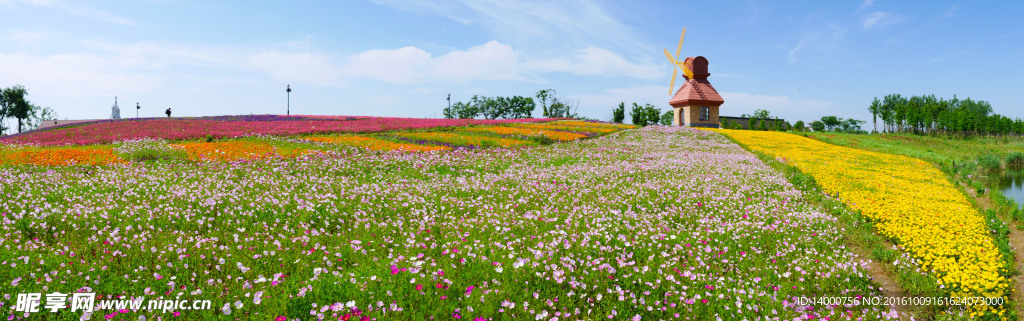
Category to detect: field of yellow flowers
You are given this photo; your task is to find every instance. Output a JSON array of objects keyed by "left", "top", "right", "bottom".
[{"left": 714, "top": 129, "right": 1010, "bottom": 318}]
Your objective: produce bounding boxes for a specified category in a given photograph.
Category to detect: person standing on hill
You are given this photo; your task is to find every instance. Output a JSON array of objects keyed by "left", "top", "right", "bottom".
[{"left": 165, "top": 108, "right": 172, "bottom": 118}]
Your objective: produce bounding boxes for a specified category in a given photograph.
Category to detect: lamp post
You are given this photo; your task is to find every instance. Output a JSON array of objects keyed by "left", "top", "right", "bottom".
[
  {"left": 286, "top": 84, "right": 291, "bottom": 116},
  {"left": 136, "top": 102, "right": 140, "bottom": 119}
]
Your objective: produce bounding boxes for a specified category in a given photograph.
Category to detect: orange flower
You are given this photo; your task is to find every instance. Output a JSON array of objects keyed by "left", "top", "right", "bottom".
[
  {"left": 172, "top": 141, "right": 280, "bottom": 161},
  {"left": 2, "top": 147, "right": 124, "bottom": 166}
]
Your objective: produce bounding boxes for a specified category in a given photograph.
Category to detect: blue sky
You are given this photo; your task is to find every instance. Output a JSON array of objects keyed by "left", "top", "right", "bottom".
[{"left": 1, "top": 0, "right": 1021, "bottom": 125}]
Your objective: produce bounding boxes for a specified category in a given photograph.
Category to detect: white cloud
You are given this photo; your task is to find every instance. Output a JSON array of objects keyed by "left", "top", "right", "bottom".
[
  {"left": 525, "top": 47, "right": 660, "bottom": 79},
  {"left": 431, "top": 41, "right": 525, "bottom": 82},
  {"left": 249, "top": 51, "right": 343, "bottom": 86},
  {"left": 368, "top": 0, "right": 648, "bottom": 56},
  {"left": 2, "top": 0, "right": 137, "bottom": 25},
  {"left": 341, "top": 46, "right": 432, "bottom": 84},
  {"left": 856, "top": 0, "right": 876, "bottom": 12},
  {"left": 0, "top": 53, "right": 156, "bottom": 98},
  {"left": 789, "top": 23, "right": 846, "bottom": 65},
  {"left": 338, "top": 41, "right": 652, "bottom": 84},
  {"left": 3, "top": 30, "right": 53, "bottom": 45},
  {"left": 862, "top": 11, "right": 905, "bottom": 29}
]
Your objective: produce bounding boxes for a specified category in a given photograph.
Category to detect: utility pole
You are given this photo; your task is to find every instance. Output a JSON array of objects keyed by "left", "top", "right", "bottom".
[{"left": 286, "top": 84, "right": 292, "bottom": 115}]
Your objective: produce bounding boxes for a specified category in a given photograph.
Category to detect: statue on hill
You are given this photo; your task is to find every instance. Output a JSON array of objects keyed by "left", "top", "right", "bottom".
[{"left": 165, "top": 107, "right": 172, "bottom": 118}]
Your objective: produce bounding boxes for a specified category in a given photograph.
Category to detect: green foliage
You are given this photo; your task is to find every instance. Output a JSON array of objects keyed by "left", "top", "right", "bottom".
[
  {"left": 977, "top": 153, "right": 1001, "bottom": 171},
  {"left": 629, "top": 102, "right": 644, "bottom": 126},
  {"left": 811, "top": 120, "right": 825, "bottom": 132},
  {"left": 869, "top": 93, "right": 1013, "bottom": 136},
  {"left": 740, "top": 109, "right": 772, "bottom": 119},
  {"left": 794, "top": 120, "right": 805, "bottom": 132},
  {"left": 659, "top": 110, "right": 673, "bottom": 126},
  {"left": 821, "top": 116, "right": 841, "bottom": 131},
  {"left": 1, "top": 85, "right": 34, "bottom": 134},
  {"left": 443, "top": 95, "right": 536, "bottom": 119},
  {"left": 612, "top": 102, "right": 625, "bottom": 123}
]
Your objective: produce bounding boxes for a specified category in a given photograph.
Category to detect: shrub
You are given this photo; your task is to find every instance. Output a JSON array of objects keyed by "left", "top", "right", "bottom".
[{"left": 977, "top": 154, "right": 1001, "bottom": 170}]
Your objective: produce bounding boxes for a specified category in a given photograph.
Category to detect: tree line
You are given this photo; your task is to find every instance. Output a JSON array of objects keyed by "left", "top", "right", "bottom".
[
  {"left": 442, "top": 89, "right": 580, "bottom": 120},
  {"left": 868, "top": 94, "right": 1017, "bottom": 136},
  {"left": 0, "top": 84, "right": 57, "bottom": 135}
]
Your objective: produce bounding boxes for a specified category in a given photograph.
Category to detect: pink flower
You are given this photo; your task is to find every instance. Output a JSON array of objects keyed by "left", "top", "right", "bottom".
[
  {"left": 437, "top": 270, "right": 444, "bottom": 276},
  {"left": 275, "top": 317, "right": 287, "bottom": 321},
  {"left": 174, "top": 311, "right": 181, "bottom": 316},
  {"left": 415, "top": 284, "right": 423, "bottom": 291}
]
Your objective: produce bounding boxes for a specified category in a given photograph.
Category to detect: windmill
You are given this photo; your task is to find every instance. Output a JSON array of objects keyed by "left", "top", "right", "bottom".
[
  {"left": 663, "top": 28, "right": 693, "bottom": 95},
  {"left": 662, "top": 28, "right": 725, "bottom": 128}
]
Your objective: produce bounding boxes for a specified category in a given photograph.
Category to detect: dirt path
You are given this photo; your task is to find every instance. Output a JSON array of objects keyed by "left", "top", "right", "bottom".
[{"left": 964, "top": 186, "right": 1024, "bottom": 318}]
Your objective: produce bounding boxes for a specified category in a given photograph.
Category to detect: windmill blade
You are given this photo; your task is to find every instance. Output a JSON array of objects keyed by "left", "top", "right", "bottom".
[
  {"left": 664, "top": 49, "right": 679, "bottom": 95},
  {"left": 669, "top": 66, "right": 679, "bottom": 95},
  {"left": 680, "top": 61, "right": 694, "bottom": 79},
  {"left": 675, "top": 28, "right": 686, "bottom": 60},
  {"left": 663, "top": 48, "right": 677, "bottom": 64}
]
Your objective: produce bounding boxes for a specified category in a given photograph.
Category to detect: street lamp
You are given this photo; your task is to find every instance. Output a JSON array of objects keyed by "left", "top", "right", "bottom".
[
  {"left": 286, "top": 84, "right": 292, "bottom": 116},
  {"left": 136, "top": 102, "right": 140, "bottom": 119}
]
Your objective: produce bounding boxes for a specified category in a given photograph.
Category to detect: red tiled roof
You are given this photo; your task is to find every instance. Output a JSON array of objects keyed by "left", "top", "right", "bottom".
[{"left": 669, "top": 78, "right": 724, "bottom": 107}]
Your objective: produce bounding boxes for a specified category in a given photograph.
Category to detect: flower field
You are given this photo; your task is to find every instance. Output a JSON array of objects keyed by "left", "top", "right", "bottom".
[
  {"left": 458, "top": 126, "right": 586, "bottom": 141},
  {"left": 0, "top": 116, "right": 567, "bottom": 146},
  {"left": 303, "top": 136, "right": 450, "bottom": 152},
  {"left": 713, "top": 129, "right": 1010, "bottom": 318},
  {"left": 0, "top": 126, "right": 901, "bottom": 320},
  {"left": 0, "top": 120, "right": 622, "bottom": 166}
]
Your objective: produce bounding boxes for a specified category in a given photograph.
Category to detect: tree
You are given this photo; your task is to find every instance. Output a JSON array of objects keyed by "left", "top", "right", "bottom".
[
  {"left": 443, "top": 100, "right": 479, "bottom": 119},
  {"left": 840, "top": 119, "right": 866, "bottom": 133},
  {"left": 27, "top": 106, "right": 58, "bottom": 131},
  {"left": 660, "top": 110, "right": 673, "bottom": 126},
  {"left": 811, "top": 120, "right": 825, "bottom": 132},
  {"left": 820, "top": 116, "right": 842, "bottom": 131},
  {"left": 753, "top": 109, "right": 772, "bottom": 119},
  {"left": 0, "top": 88, "right": 6, "bottom": 135},
  {"left": 2, "top": 85, "right": 31, "bottom": 133},
  {"left": 868, "top": 97, "right": 880, "bottom": 133},
  {"left": 548, "top": 97, "right": 579, "bottom": 118},
  {"left": 612, "top": 102, "right": 625, "bottom": 123},
  {"left": 794, "top": 120, "right": 805, "bottom": 132},
  {"left": 642, "top": 104, "right": 661, "bottom": 126},
  {"left": 536, "top": 89, "right": 553, "bottom": 118},
  {"left": 629, "top": 103, "right": 645, "bottom": 126}
]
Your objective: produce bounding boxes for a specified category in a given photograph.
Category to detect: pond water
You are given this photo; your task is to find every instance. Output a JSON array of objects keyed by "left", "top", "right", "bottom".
[{"left": 995, "top": 165, "right": 1024, "bottom": 208}]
